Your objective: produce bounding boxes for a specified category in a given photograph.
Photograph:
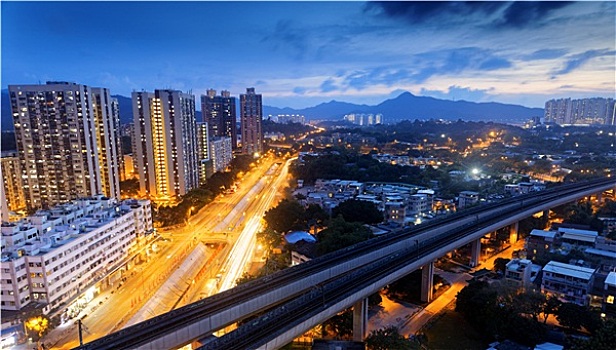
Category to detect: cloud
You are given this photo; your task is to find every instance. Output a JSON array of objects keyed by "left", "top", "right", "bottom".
[
  {"left": 366, "top": 1, "right": 575, "bottom": 29},
  {"left": 497, "top": 1, "right": 573, "bottom": 28},
  {"left": 293, "top": 87, "right": 307, "bottom": 95},
  {"left": 343, "top": 68, "right": 412, "bottom": 90},
  {"left": 417, "top": 47, "right": 512, "bottom": 75},
  {"left": 320, "top": 79, "right": 338, "bottom": 93},
  {"left": 524, "top": 49, "right": 569, "bottom": 60},
  {"left": 420, "top": 85, "right": 494, "bottom": 102},
  {"left": 554, "top": 49, "right": 616, "bottom": 75},
  {"left": 365, "top": 1, "right": 506, "bottom": 26},
  {"left": 262, "top": 20, "right": 308, "bottom": 60},
  {"left": 479, "top": 57, "right": 512, "bottom": 70}
]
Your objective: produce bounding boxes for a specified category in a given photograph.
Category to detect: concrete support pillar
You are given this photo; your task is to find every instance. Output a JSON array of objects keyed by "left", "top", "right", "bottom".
[
  {"left": 421, "top": 261, "right": 434, "bottom": 303},
  {"left": 470, "top": 239, "right": 481, "bottom": 267},
  {"left": 509, "top": 222, "right": 519, "bottom": 244},
  {"left": 352, "top": 298, "right": 368, "bottom": 342}
]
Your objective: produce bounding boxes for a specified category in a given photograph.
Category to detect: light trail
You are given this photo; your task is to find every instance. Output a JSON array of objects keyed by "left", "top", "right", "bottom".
[{"left": 218, "top": 158, "right": 294, "bottom": 291}]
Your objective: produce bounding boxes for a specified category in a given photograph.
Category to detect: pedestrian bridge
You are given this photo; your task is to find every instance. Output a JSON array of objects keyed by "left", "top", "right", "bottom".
[{"left": 74, "top": 178, "right": 615, "bottom": 350}]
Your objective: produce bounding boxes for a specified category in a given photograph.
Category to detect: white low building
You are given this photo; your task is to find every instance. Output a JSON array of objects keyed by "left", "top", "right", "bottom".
[
  {"left": 541, "top": 261, "right": 596, "bottom": 306},
  {"left": 0, "top": 196, "right": 152, "bottom": 315}
]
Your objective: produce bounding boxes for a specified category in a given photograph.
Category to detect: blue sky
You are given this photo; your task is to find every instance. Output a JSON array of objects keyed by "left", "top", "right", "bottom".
[{"left": 2, "top": 1, "right": 614, "bottom": 109}]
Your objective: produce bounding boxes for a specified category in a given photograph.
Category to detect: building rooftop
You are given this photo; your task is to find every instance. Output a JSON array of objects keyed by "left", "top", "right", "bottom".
[
  {"left": 284, "top": 231, "right": 316, "bottom": 244},
  {"left": 605, "top": 271, "right": 616, "bottom": 287},
  {"left": 543, "top": 261, "right": 595, "bottom": 280},
  {"left": 558, "top": 228, "right": 598, "bottom": 242},
  {"left": 529, "top": 229, "right": 558, "bottom": 239},
  {"left": 584, "top": 247, "right": 616, "bottom": 259},
  {"left": 506, "top": 259, "right": 531, "bottom": 272}
]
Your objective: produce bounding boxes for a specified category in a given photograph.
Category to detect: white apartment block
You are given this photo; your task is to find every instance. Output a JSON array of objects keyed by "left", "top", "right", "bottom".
[
  {"left": 505, "top": 258, "right": 533, "bottom": 289},
  {"left": 343, "top": 113, "right": 383, "bottom": 126},
  {"left": 132, "top": 89, "right": 199, "bottom": 201},
  {"left": 8, "top": 82, "right": 122, "bottom": 210},
  {"left": 197, "top": 122, "right": 211, "bottom": 184},
  {"left": 0, "top": 196, "right": 152, "bottom": 314},
  {"left": 91, "top": 88, "right": 122, "bottom": 200},
  {"left": 210, "top": 136, "right": 233, "bottom": 173},
  {"left": 541, "top": 261, "right": 595, "bottom": 306},
  {"left": 458, "top": 191, "right": 479, "bottom": 209},
  {"left": 408, "top": 194, "right": 429, "bottom": 216},
  {"left": 544, "top": 97, "right": 615, "bottom": 125}
]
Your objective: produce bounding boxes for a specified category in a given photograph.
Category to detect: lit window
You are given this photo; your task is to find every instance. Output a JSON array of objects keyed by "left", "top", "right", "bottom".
[{"left": 608, "top": 295, "right": 615, "bottom": 304}]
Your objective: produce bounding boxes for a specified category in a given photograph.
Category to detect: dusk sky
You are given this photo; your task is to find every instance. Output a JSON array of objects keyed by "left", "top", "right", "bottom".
[{"left": 2, "top": 1, "right": 614, "bottom": 109}]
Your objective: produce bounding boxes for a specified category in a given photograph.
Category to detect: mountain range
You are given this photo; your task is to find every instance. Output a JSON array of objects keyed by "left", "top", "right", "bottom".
[{"left": 1, "top": 89, "right": 543, "bottom": 130}]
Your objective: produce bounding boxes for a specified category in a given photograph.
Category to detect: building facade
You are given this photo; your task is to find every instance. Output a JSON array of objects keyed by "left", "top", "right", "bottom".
[
  {"left": 541, "top": 261, "right": 595, "bottom": 306},
  {"left": 91, "top": 88, "right": 122, "bottom": 200},
  {"left": 1, "top": 152, "right": 26, "bottom": 219},
  {"left": 210, "top": 137, "right": 233, "bottom": 173},
  {"left": 240, "top": 88, "right": 263, "bottom": 155},
  {"left": 196, "top": 122, "right": 211, "bottom": 185},
  {"left": 544, "top": 98, "right": 615, "bottom": 125},
  {"left": 201, "top": 89, "right": 237, "bottom": 150},
  {"left": 343, "top": 113, "right": 383, "bottom": 126},
  {"left": 132, "top": 89, "right": 199, "bottom": 201},
  {"left": 0, "top": 196, "right": 152, "bottom": 315},
  {"left": 8, "top": 82, "right": 122, "bottom": 210}
]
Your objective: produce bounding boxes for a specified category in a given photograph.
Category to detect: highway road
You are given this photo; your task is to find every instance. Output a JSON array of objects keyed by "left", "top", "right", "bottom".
[{"left": 45, "top": 154, "right": 290, "bottom": 349}]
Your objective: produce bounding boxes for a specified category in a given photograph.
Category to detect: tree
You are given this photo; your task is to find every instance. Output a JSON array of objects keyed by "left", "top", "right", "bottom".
[
  {"left": 365, "top": 326, "right": 418, "bottom": 350},
  {"left": 316, "top": 216, "right": 373, "bottom": 255},
  {"left": 323, "top": 309, "right": 353, "bottom": 339},
  {"left": 332, "top": 199, "right": 383, "bottom": 224},
  {"left": 563, "top": 201, "right": 594, "bottom": 226},
  {"left": 120, "top": 178, "right": 140, "bottom": 198},
  {"left": 513, "top": 290, "right": 546, "bottom": 322},
  {"left": 492, "top": 258, "right": 511, "bottom": 274},
  {"left": 25, "top": 316, "right": 49, "bottom": 340},
  {"left": 263, "top": 199, "right": 306, "bottom": 233},
  {"left": 542, "top": 295, "right": 562, "bottom": 324},
  {"left": 257, "top": 227, "right": 283, "bottom": 249},
  {"left": 556, "top": 302, "right": 585, "bottom": 331},
  {"left": 580, "top": 307, "right": 604, "bottom": 334},
  {"left": 569, "top": 318, "right": 616, "bottom": 350},
  {"left": 304, "top": 204, "right": 329, "bottom": 226},
  {"left": 455, "top": 280, "right": 499, "bottom": 332}
]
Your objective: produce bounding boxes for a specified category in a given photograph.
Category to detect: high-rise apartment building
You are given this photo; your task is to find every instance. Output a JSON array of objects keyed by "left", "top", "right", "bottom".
[
  {"left": 196, "top": 122, "right": 211, "bottom": 185},
  {"left": 91, "top": 88, "right": 122, "bottom": 200},
  {"left": 8, "top": 82, "right": 121, "bottom": 210},
  {"left": 1, "top": 152, "right": 26, "bottom": 220},
  {"left": 132, "top": 89, "right": 199, "bottom": 201},
  {"left": 343, "top": 113, "right": 383, "bottom": 126},
  {"left": 210, "top": 136, "right": 233, "bottom": 173},
  {"left": 240, "top": 87, "right": 263, "bottom": 155},
  {"left": 201, "top": 89, "right": 237, "bottom": 149},
  {"left": 544, "top": 98, "right": 615, "bottom": 125}
]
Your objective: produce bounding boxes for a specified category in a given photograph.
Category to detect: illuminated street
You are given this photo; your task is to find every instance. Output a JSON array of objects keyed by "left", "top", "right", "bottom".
[{"left": 42, "top": 154, "right": 291, "bottom": 349}]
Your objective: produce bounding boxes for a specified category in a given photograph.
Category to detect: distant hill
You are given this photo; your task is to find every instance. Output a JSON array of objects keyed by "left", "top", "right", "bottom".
[
  {"left": 2, "top": 89, "right": 543, "bottom": 130},
  {"left": 111, "top": 94, "right": 133, "bottom": 125},
  {"left": 264, "top": 91, "right": 543, "bottom": 123}
]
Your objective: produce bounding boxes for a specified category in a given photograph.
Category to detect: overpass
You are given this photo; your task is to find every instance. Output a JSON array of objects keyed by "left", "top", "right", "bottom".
[{"left": 75, "top": 178, "right": 615, "bottom": 350}]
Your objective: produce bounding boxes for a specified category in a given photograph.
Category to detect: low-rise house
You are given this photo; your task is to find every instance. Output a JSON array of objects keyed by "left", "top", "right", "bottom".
[
  {"left": 504, "top": 258, "right": 533, "bottom": 289},
  {"left": 541, "top": 261, "right": 596, "bottom": 306},
  {"left": 526, "top": 229, "right": 560, "bottom": 262},
  {"left": 602, "top": 271, "right": 616, "bottom": 316},
  {"left": 458, "top": 191, "right": 479, "bottom": 209}
]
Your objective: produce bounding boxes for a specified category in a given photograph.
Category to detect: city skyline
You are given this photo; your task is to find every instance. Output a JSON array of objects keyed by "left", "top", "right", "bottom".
[{"left": 2, "top": 1, "right": 614, "bottom": 110}]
